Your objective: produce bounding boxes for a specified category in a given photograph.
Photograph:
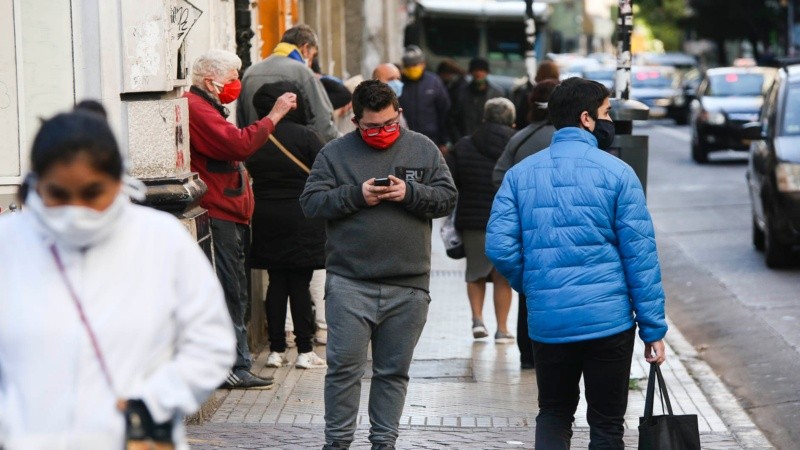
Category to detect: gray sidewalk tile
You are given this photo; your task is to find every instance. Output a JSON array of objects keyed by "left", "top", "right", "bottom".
[{"left": 190, "top": 219, "right": 772, "bottom": 448}]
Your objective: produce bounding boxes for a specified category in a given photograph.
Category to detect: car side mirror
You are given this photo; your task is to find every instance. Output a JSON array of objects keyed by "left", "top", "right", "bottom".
[{"left": 742, "top": 121, "right": 765, "bottom": 140}]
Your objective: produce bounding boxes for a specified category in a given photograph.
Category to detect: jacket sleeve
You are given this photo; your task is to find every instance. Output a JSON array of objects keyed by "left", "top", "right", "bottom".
[
  {"left": 402, "top": 151, "right": 458, "bottom": 219},
  {"left": 493, "top": 141, "right": 515, "bottom": 188},
  {"left": 302, "top": 74, "right": 340, "bottom": 143},
  {"left": 485, "top": 170, "right": 524, "bottom": 292},
  {"left": 614, "top": 170, "right": 668, "bottom": 343},
  {"left": 139, "top": 226, "right": 236, "bottom": 423},
  {"left": 434, "top": 78, "right": 452, "bottom": 145},
  {"left": 300, "top": 151, "right": 369, "bottom": 220},
  {"left": 189, "top": 100, "right": 275, "bottom": 161}
]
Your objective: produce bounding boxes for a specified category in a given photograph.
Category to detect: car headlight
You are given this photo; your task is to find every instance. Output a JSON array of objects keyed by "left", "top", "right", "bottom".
[
  {"left": 776, "top": 163, "right": 800, "bottom": 192},
  {"left": 702, "top": 111, "right": 726, "bottom": 125},
  {"left": 673, "top": 95, "right": 686, "bottom": 107}
]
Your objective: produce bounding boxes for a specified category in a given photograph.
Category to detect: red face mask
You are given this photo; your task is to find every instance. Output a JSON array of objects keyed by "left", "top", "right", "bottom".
[
  {"left": 360, "top": 127, "right": 400, "bottom": 150},
  {"left": 214, "top": 79, "right": 241, "bottom": 104}
]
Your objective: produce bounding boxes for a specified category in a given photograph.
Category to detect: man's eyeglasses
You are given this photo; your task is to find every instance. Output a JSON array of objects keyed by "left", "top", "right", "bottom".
[{"left": 356, "top": 111, "right": 402, "bottom": 136}]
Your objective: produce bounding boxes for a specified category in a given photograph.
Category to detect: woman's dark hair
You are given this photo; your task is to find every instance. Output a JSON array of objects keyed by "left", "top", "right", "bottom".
[
  {"left": 19, "top": 101, "right": 123, "bottom": 201},
  {"left": 547, "top": 78, "right": 610, "bottom": 130},
  {"left": 351, "top": 80, "right": 399, "bottom": 120},
  {"left": 528, "top": 78, "right": 560, "bottom": 123}
]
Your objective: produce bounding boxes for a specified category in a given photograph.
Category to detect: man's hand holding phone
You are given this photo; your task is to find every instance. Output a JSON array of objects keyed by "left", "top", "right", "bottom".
[{"left": 362, "top": 176, "right": 406, "bottom": 206}]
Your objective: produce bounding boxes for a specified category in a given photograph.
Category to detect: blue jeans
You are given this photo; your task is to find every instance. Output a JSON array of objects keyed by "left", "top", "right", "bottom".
[
  {"left": 532, "top": 327, "right": 635, "bottom": 450},
  {"left": 210, "top": 218, "right": 252, "bottom": 371},
  {"left": 323, "top": 273, "right": 430, "bottom": 446}
]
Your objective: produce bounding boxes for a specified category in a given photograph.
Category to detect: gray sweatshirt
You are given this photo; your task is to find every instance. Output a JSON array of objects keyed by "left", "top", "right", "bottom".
[
  {"left": 300, "top": 129, "right": 457, "bottom": 291},
  {"left": 237, "top": 54, "right": 339, "bottom": 143}
]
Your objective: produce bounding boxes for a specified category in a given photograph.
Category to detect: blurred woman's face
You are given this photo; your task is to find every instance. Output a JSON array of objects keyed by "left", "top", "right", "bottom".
[{"left": 37, "top": 152, "right": 122, "bottom": 211}]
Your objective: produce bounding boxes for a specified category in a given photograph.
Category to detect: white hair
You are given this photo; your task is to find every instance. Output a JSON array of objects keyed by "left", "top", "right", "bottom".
[
  {"left": 484, "top": 97, "right": 516, "bottom": 126},
  {"left": 191, "top": 49, "right": 242, "bottom": 87}
]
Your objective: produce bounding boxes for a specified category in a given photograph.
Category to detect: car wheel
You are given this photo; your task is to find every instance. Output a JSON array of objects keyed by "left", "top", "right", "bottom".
[
  {"left": 764, "top": 214, "right": 793, "bottom": 268},
  {"left": 691, "top": 141, "right": 708, "bottom": 163},
  {"left": 752, "top": 216, "right": 765, "bottom": 251}
]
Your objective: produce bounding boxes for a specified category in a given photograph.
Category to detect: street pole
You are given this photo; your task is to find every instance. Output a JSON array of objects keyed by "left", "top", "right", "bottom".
[
  {"left": 524, "top": 0, "right": 537, "bottom": 82},
  {"left": 789, "top": 0, "right": 796, "bottom": 56},
  {"left": 615, "top": 0, "right": 633, "bottom": 100}
]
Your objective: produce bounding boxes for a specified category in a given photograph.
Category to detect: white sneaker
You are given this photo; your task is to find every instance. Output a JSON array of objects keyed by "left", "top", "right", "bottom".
[
  {"left": 295, "top": 351, "right": 327, "bottom": 369},
  {"left": 266, "top": 351, "right": 287, "bottom": 368}
]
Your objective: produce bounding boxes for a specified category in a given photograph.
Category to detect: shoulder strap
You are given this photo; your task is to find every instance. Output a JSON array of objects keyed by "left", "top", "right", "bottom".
[
  {"left": 510, "top": 122, "right": 548, "bottom": 162},
  {"left": 269, "top": 134, "right": 311, "bottom": 174},
  {"left": 50, "top": 245, "right": 116, "bottom": 394}
]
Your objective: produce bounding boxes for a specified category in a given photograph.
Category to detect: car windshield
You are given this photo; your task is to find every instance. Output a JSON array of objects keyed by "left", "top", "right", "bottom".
[
  {"left": 632, "top": 69, "right": 673, "bottom": 88},
  {"left": 707, "top": 73, "right": 765, "bottom": 97},
  {"left": 783, "top": 84, "right": 800, "bottom": 136}
]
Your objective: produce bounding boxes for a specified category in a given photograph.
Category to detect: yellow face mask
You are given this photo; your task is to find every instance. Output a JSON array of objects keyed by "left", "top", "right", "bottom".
[{"left": 402, "top": 65, "right": 425, "bottom": 81}]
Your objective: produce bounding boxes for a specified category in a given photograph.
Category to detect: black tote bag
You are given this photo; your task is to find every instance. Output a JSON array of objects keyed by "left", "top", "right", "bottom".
[{"left": 638, "top": 362, "right": 701, "bottom": 450}]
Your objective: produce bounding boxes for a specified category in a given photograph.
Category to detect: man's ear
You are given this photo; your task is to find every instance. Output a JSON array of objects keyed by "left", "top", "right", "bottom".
[{"left": 579, "top": 111, "right": 594, "bottom": 131}]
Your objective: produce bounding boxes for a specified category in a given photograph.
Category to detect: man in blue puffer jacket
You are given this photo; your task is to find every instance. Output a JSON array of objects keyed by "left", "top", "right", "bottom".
[{"left": 486, "top": 77, "right": 667, "bottom": 450}]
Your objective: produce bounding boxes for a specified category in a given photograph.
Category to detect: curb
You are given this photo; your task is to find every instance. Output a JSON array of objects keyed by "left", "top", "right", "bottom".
[{"left": 664, "top": 316, "right": 774, "bottom": 449}]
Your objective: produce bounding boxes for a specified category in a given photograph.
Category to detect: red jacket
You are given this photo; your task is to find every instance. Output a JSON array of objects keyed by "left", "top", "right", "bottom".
[{"left": 185, "top": 88, "right": 275, "bottom": 224}]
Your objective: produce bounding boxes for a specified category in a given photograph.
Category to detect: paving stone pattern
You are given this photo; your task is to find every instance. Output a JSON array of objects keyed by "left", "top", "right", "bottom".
[{"left": 187, "top": 220, "right": 768, "bottom": 449}]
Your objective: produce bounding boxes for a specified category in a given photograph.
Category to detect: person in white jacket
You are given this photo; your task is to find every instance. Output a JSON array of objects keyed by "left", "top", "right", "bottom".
[{"left": 0, "top": 102, "right": 236, "bottom": 450}]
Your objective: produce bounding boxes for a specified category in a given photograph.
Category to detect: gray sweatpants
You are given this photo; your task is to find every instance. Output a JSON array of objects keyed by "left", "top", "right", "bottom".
[{"left": 324, "top": 273, "right": 430, "bottom": 446}]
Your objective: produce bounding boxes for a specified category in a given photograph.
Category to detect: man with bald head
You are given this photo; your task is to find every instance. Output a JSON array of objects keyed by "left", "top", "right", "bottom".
[
  {"left": 372, "top": 63, "right": 408, "bottom": 128},
  {"left": 372, "top": 63, "right": 403, "bottom": 98}
]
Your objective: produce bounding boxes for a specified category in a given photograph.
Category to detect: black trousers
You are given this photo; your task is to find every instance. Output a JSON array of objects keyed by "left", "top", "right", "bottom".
[
  {"left": 266, "top": 269, "right": 315, "bottom": 354},
  {"left": 210, "top": 219, "right": 252, "bottom": 371},
  {"left": 517, "top": 293, "right": 535, "bottom": 367},
  {"left": 532, "top": 327, "right": 635, "bottom": 450}
]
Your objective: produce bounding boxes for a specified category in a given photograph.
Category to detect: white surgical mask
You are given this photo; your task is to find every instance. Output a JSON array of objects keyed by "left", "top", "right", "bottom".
[
  {"left": 387, "top": 79, "right": 404, "bottom": 98},
  {"left": 26, "top": 188, "right": 128, "bottom": 250}
]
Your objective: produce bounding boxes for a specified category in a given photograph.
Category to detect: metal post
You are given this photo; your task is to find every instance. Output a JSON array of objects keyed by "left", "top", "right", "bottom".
[
  {"left": 615, "top": 0, "right": 633, "bottom": 100},
  {"left": 789, "top": 0, "right": 796, "bottom": 56},
  {"left": 524, "top": 0, "right": 537, "bottom": 83}
]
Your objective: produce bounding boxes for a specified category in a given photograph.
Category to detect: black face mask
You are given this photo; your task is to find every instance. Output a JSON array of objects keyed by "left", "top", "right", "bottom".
[{"left": 591, "top": 118, "right": 615, "bottom": 150}]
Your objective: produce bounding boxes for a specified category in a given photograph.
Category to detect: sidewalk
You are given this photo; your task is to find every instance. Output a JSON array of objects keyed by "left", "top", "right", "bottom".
[{"left": 187, "top": 219, "right": 773, "bottom": 449}]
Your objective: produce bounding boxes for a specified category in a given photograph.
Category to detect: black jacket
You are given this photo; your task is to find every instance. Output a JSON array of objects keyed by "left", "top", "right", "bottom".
[
  {"left": 247, "top": 81, "right": 326, "bottom": 270},
  {"left": 447, "top": 122, "right": 515, "bottom": 230},
  {"left": 399, "top": 71, "right": 451, "bottom": 145},
  {"left": 450, "top": 81, "right": 505, "bottom": 141}
]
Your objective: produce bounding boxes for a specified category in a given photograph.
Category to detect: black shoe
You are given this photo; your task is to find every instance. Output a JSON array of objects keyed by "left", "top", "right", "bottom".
[
  {"left": 321, "top": 443, "right": 349, "bottom": 450},
  {"left": 521, "top": 360, "right": 535, "bottom": 370},
  {"left": 220, "top": 369, "right": 274, "bottom": 389}
]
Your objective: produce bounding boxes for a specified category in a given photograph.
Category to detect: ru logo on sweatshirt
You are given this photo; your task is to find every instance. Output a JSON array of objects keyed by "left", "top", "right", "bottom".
[{"left": 396, "top": 167, "right": 425, "bottom": 183}]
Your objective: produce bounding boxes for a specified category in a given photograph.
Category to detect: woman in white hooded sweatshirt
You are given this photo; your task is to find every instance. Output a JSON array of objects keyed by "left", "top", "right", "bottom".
[{"left": 0, "top": 103, "right": 236, "bottom": 450}]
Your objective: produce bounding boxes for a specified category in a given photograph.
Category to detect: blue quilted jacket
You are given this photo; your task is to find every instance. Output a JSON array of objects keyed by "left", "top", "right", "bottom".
[{"left": 486, "top": 127, "right": 667, "bottom": 344}]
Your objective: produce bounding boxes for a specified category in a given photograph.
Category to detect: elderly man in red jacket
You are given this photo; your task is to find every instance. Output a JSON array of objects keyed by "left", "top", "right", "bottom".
[{"left": 185, "top": 49, "right": 296, "bottom": 389}]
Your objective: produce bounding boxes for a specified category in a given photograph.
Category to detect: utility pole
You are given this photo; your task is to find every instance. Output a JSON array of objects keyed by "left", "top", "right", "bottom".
[
  {"left": 615, "top": 0, "right": 633, "bottom": 100},
  {"left": 524, "top": 0, "right": 537, "bottom": 82}
]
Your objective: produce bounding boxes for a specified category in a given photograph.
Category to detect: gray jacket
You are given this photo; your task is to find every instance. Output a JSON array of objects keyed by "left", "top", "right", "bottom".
[
  {"left": 492, "top": 120, "right": 557, "bottom": 187},
  {"left": 237, "top": 55, "right": 339, "bottom": 143},
  {"left": 300, "top": 130, "right": 457, "bottom": 291}
]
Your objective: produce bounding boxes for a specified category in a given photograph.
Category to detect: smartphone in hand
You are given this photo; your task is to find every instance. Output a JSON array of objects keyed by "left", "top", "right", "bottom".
[{"left": 373, "top": 177, "right": 391, "bottom": 186}]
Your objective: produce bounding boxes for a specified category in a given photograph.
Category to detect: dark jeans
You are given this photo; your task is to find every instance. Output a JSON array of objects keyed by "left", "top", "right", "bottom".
[
  {"left": 266, "top": 269, "right": 315, "bottom": 354},
  {"left": 532, "top": 327, "right": 635, "bottom": 450},
  {"left": 517, "top": 293, "right": 535, "bottom": 366},
  {"left": 211, "top": 218, "right": 252, "bottom": 371}
]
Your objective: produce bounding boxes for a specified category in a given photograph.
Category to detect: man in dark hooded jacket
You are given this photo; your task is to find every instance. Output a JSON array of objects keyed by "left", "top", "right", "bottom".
[{"left": 398, "top": 45, "right": 451, "bottom": 153}]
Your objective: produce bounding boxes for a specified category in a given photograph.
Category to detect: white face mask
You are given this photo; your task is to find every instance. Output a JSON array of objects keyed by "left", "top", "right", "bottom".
[{"left": 25, "top": 188, "right": 128, "bottom": 250}]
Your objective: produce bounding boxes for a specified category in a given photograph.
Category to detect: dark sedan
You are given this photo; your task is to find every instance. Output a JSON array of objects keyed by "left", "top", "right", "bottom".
[
  {"left": 690, "top": 66, "right": 777, "bottom": 163},
  {"left": 745, "top": 64, "right": 800, "bottom": 267},
  {"left": 630, "top": 66, "right": 688, "bottom": 125}
]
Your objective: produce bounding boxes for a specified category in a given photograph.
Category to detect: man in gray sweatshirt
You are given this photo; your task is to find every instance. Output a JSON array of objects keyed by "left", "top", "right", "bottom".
[{"left": 300, "top": 80, "right": 457, "bottom": 450}]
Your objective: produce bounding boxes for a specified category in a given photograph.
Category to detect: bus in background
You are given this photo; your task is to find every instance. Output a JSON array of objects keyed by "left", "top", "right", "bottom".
[{"left": 404, "top": 0, "right": 555, "bottom": 94}]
